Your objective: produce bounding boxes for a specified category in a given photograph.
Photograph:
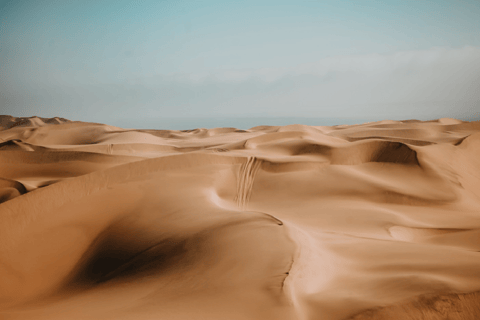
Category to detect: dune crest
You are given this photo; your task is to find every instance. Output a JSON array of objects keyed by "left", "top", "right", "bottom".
[{"left": 1, "top": 116, "right": 480, "bottom": 319}]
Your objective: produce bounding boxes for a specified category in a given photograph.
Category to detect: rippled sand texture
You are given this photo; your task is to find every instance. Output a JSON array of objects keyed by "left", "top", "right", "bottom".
[{"left": 1, "top": 115, "right": 480, "bottom": 320}]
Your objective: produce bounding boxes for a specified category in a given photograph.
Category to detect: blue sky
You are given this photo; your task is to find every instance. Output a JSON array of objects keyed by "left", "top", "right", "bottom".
[{"left": 1, "top": 0, "right": 479, "bottom": 127}]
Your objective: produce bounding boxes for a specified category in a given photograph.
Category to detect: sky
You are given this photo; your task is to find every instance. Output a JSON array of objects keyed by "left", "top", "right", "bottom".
[{"left": 1, "top": 0, "right": 480, "bottom": 128}]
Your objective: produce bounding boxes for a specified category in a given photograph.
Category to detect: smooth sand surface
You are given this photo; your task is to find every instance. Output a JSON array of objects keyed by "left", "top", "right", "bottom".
[{"left": 1, "top": 115, "right": 480, "bottom": 319}]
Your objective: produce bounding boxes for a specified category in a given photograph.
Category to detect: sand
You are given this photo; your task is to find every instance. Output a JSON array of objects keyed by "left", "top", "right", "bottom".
[{"left": 1, "top": 115, "right": 480, "bottom": 320}]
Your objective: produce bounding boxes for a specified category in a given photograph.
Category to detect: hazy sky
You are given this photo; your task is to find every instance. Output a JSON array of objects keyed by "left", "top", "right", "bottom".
[{"left": 1, "top": 0, "right": 479, "bottom": 127}]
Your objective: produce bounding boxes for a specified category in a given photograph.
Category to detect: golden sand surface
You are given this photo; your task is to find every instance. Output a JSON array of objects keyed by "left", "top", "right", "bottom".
[{"left": 1, "top": 115, "right": 480, "bottom": 320}]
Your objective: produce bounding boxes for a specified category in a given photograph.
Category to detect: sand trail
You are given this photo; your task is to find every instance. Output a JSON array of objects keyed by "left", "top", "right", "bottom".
[{"left": 234, "top": 156, "right": 263, "bottom": 210}]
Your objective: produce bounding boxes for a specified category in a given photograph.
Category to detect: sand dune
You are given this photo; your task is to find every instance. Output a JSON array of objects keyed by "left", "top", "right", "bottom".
[{"left": 1, "top": 116, "right": 480, "bottom": 319}]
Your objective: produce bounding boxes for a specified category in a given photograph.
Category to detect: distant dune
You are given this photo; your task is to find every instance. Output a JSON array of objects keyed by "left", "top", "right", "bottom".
[{"left": 1, "top": 115, "right": 480, "bottom": 320}]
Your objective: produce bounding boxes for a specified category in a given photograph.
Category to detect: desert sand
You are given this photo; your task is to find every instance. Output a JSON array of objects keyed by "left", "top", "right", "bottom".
[{"left": 1, "top": 115, "right": 480, "bottom": 320}]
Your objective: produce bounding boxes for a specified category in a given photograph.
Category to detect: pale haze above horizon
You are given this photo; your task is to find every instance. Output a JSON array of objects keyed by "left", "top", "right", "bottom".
[{"left": 1, "top": 0, "right": 479, "bottom": 129}]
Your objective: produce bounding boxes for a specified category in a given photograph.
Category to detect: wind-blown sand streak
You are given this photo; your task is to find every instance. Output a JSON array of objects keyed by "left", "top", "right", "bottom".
[
  {"left": 234, "top": 156, "right": 263, "bottom": 210},
  {"left": 1, "top": 115, "right": 480, "bottom": 320}
]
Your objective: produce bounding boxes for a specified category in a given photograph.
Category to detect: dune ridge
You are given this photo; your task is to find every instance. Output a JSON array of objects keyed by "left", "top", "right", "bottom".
[{"left": 1, "top": 116, "right": 480, "bottom": 319}]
